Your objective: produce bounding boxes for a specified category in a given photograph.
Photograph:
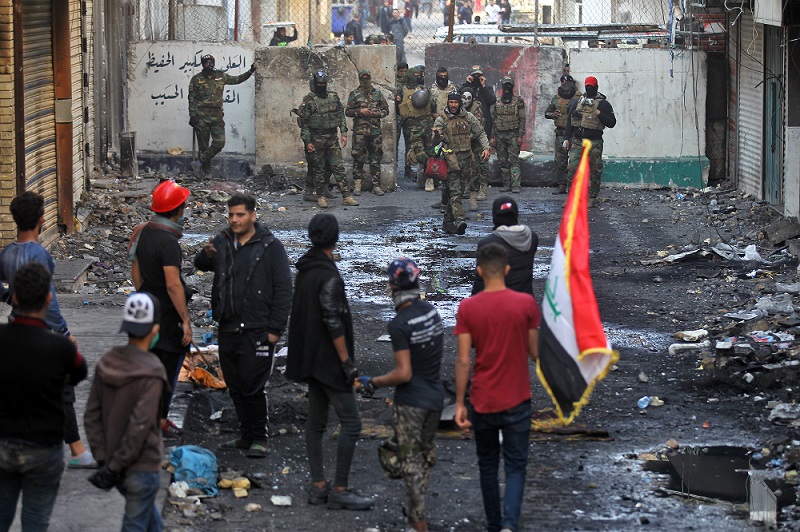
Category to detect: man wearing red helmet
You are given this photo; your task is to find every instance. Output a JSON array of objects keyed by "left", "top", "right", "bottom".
[
  {"left": 188, "top": 54, "right": 257, "bottom": 175},
  {"left": 357, "top": 257, "right": 444, "bottom": 532},
  {"left": 128, "top": 179, "right": 192, "bottom": 438},
  {"left": 563, "top": 75, "right": 616, "bottom": 203}
]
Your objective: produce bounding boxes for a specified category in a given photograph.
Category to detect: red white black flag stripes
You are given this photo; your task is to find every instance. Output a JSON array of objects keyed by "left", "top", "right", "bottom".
[{"left": 536, "top": 139, "right": 619, "bottom": 425}]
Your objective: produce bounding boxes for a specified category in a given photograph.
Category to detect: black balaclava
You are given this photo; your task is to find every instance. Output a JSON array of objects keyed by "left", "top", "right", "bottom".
[
  {"left": 358, "top": 70, "right": 372, "bottom": 92},
  {"left": 201, "top": 54, "right": 215, "bottom": 74},
  {"left": 501, "top": 82, "right": 513, "bottom": 103},
  {"left": 558, "top": 75, "right": 576, "bottom": 99},
  {"left": 446, "top": 91, "right": 462, "bottom": 116},
  {"left": 584, "top": 84, "right": 598, "bottom": 98},
  {"left": 312, "top": 70, "right": 328, "bottom": 98},
  {"left": 406, "top": 67, "right": 421, "bottom": 89},
  {"left": 436, "top": 66, "right": 449, "bottom": 89}
]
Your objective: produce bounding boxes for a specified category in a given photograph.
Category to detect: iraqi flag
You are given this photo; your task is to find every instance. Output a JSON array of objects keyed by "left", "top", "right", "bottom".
[{"left": 536, "top": 139, "right": 619, "bottom": 425}]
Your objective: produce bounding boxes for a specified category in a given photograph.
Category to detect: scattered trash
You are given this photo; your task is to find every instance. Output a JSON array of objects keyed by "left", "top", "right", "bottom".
[
  {"left": 755, "top": 294, "right": 794, "bottom": 315},
  {"left": 650, "top": 396, "right": 665, "bottom": 407},
  {"left": 270, "top": 495, "right": 292, "bottom": 507},
  {"left": 723, "top": 310, "right": 767, "bottom": 321},
  {"left": 376, "top": 334, "right": 392, "bottom": 342},
  {"left": 776, "top": 282, "right": 800, "bottom": 294},
  {"left": 637, "top": 372, "right": 648, "bottom": 383},
  {"left": 674, "top": 329, "right": 708, "bottom": 342},
  {"left": 167, "top": 146, "right": 185, "bottom": 155},
  {"left": 169, "top": 445, "right": 219, "bottom": 496},
  {"left": 769, "top": 403, "right": 800, "bottom": 424},
  {"left": 666, "top": 438, "right": 680, "bottom": 449},
  {"left": 233, "top": 487, "right": 248, "bottom": 498},
  {"left": 668, "top": 340, "right": 712, "bottom": 356},
  {"left": 169, "top": 481, "right": 190, "bottom": 499},
  {"left": 245, "top": 503, "right": 262, "bottom": 512},
  {"left": 637, "top": 396, "right": 651, "bottom": 409},
  {"left": 209, "top": 410, "right": 223, "bottom": 421}
]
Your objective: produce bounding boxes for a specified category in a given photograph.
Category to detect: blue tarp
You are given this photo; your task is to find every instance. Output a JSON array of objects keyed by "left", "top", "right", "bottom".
[{"left": 169, "top": 445, "right": 219, "bottom": 496}]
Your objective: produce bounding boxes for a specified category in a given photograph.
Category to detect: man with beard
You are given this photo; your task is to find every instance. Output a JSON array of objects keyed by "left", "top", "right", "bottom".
[
  {"left": 564, "top": 76, "right": 616, "bottom": 203},
  {"left": 432, "top": 92, "right": 490, "bottom": 235},
  {"left": 299, "top": 70, "right": 359, "bottom": 208},
  {"left": 491, "top": 76, "right": 526, "bottom": 193},
  {"left": 396, "top": 67, "right": 436, "bottom": 189},
  {"left": 188, "top": 54, "right": 257, "bottom": 175},
  {"left": 429, "top": 67, "right": 458, "bottom": 120},
  {"left": 545, "top": 74, "right": 581, "bottom": 194},
  {"left": 345, "top": 70, "right": 390, "bottom": 196},
  {"left": 461, "top": 87, "right": 489, "bottom": 208}
]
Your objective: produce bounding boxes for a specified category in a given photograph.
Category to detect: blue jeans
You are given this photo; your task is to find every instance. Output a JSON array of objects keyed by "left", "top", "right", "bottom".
[
  {"left": 470, "top": 400, "right": 531, "bottom": 532},
  {"left": 117, "top": 471, "right": 163, "bottom": 532},
  {"left": 0, "top": 439, "right": 63, "bottom": 532}
]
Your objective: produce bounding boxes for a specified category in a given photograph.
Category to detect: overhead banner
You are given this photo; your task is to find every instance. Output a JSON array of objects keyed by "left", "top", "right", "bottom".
[{"left": 537, "top": 139, "right": 619, "bottom": 425}]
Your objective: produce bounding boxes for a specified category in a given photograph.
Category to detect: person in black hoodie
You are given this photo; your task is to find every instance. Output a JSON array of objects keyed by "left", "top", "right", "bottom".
[
  {"left": 471, "top": 196, "right": 538, "bottom": 295},
  {"left": 194, "top": 193, "right": 292, "bottom": 459},
  {"left": 286, "top": 213, "right": 374, "bottom": 511}
]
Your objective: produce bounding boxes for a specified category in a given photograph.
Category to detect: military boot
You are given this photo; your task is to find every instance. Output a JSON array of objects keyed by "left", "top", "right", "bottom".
[
  {"left": 317, "top": 196, "right": 328, "bottom": 208},
  {"left": 372, "top": 184, "right": 385, "bottom": 196},
  {"left": 477, "top": 184, "right": 487, "bottom": 200},
  {"left": 424, "top": 178, "right": 434, "bottom": 192},
  {"left": 201, "top": 159, "right": 212, "bottom": 175},
  {"left": 353, "top": 179, "right": 362, "bottom": 196},
  {"left": 342, "top": 195, "right": 360, "bottom": 206},
  {"left": 303, "top": 193, "right": 318, "bottom": 202},
  {"left": 468, "top": 191, "right": 478, "bottom": 211}
]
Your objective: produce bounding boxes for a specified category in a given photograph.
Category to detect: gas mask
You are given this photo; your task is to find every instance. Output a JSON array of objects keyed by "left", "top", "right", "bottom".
[{"left": 201, "top": 54, "right": 215, "bottom": 74}]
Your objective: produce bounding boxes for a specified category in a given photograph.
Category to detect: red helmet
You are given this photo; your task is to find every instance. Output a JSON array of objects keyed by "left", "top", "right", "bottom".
[{"left": 151, "top": 180, "right": 190, "bottom": 213}]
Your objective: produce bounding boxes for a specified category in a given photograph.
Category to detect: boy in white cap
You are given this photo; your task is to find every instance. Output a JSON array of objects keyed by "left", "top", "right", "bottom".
[{"left": 84, "top": 292, "right": 169, "bottom": 530}]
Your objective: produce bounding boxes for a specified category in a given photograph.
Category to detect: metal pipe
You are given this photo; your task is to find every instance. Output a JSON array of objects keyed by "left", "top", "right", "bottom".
[
  {"left": 12, "top": 0, "right": 25, "bottom": 193},
  {"left": 53, "top": 0, "right": 74, "bottom": 233},
  {"left": 235, "top": 0, "right": 240, "bottom": 41},
  {"left": 446, "top": 0, "right": 455, "bottom": 42}
]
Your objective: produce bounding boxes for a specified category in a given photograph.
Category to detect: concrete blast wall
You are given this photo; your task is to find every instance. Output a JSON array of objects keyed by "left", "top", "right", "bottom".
[
  {"left": 128, "top": 42, "right": 256, "bottom": 155},
  {"left": 255, "top": 46, "right": 397, "bottom": 188},
  {"left": 425, "top": 43, "right": 565, "bottom": 156}
]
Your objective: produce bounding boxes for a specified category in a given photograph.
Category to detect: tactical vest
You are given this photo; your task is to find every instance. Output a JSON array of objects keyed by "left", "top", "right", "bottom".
[
  {"left": 445, "top": 115, "right": 472, "bottom": 152},
  {"left": 554, "top": 96, "right": 571, "bottom": 130},
  {"left": 352, "top": 89, "right": 384, "bottom": 130},
  {"left": 307, "top": 93, "right": 343, "bottom": 131},
  {"left": 571, "top": 96, "right": 605, "bottom": 132},
  {"left": 399, "top": 86, "right": 430, "bottom": 119},
  {"left": 494, "top": 97, "right": 521, "bottom": 132}
]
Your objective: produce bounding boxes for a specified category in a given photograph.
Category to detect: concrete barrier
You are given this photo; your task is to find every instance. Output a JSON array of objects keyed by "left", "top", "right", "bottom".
[{"left": 254, "top": 45, "right": 397, "bottom": 190}]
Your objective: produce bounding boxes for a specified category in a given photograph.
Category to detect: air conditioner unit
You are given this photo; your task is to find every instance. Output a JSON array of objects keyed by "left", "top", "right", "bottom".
[
  {"left": 176, "top": 5, "right": 228, "bottom": 41},
  {"left": 754, "top": 0, "right": 782, "bottom": 26}
]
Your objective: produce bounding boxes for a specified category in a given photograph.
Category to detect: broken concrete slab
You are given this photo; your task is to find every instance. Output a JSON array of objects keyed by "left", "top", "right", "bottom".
[
  {"left": 766, "top": 218, "right": 800, "bottom": 245},
  {"left": 53, "top": 259, "right": 94, "bottom": 293}
]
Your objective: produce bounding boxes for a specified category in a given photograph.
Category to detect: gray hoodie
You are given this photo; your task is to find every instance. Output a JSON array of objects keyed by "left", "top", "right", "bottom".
[
  {"left": 84, "top": 344, "right": 168, "bottom": 473},
  {"left": 472, "top": 224, "right": 539, "bottom": 295}
]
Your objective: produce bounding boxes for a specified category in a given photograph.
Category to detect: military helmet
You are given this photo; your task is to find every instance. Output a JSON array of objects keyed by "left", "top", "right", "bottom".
[
  {"left": 377, "top": 438, "right": 403, "bottom": 479},
  {"left": 501, "top": 76, "right": 514, "bottom": 87},
  {"left": 313, "top": 70, "right": 328, "bottom": 85},
  {"left": 410, "top": 89, "right": 431, "bottom": 109},
  {"left": 201, "top": 54, "right": 215, "bottom": 63}
]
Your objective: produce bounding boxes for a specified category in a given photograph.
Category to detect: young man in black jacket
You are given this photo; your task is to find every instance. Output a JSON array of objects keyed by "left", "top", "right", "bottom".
[
  {"left": 286, "top": 213, "right": 374, "bottom": 511},
  {"left": 194, "top": 193, "right": 292, "bottom": 458},
  {"left": 471, "top": 196, "right": 538, "bottom": 295}
]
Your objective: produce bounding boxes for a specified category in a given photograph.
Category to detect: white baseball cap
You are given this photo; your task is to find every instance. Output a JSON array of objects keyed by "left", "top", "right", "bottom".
[{"left": 120, "top": 292, "right": 160, "bottom": 337}]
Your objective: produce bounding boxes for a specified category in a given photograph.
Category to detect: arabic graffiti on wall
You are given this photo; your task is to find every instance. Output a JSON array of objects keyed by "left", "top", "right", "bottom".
[{"left": 128, "top": 42, "right": 256, "bottom": 154}]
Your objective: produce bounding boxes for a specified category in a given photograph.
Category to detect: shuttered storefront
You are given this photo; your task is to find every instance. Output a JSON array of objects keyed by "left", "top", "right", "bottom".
[
  {"left": 70, "top": 0, "right": 87, "bottom": 202},
  {"left": 734, "top": 12, "right": 764, "bottom": 197},
  {"left": 21, "top": 0, "right": 58, "bottom": 236}
]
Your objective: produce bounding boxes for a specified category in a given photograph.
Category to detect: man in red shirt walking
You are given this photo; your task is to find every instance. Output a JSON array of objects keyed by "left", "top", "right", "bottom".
[{"left": 454, "top": 243, "right": 540, "bottom": 532}]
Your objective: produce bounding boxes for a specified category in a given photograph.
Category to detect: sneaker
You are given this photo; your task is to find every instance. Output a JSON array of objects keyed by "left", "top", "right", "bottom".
[
  {"left": 342, "top": 196, "right": 360, "bottom": 206},
  {"left": 327, "top": 488, "right": 374, "bottom": 511},
  {"left": 317, "top": 197, "right": 328, "bottom": 208},
  {"left": 160, "top": 419, "right": 182, "bottom": 438},
  {"left": 220, "top": 437, "right": 253, "bottom": 450},
  {"left": 372, "top": 186, "right": 385, "bottom": 196},
  {"left": 67, "top": 451, "right": 98, "bottom": 470},
  {"left": 246, "top": 440, "right": 268, "bottom": 458},
  {"left": 511, "top": 186, "right": 521, "bottom": 194},
  {"left": 424, "top": 178, "right": 434, "bottom": 192},
  {"left": 308, "top": 482, "right": 331, "bottom": 505},
  {"left": 455, "top": 221, "right": 467, "bottom": 235}
]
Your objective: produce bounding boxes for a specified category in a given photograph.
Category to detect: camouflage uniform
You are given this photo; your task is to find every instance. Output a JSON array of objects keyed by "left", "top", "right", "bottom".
[
  {"left": 491, "top": 94, "right": 526, "bottom": 190},
  {"left": 565, "top": 91, "right": 615, "bottom": 199},
  {"left": 465, "top": 101, "right": 489, "bottom": 196},
  {"left": 299, "top": 91, "right": 354, "bottom": 199},
  {"left": 429, "top": 81, "right": 458, "bottom": 118},
  {"left": 345, "top": 78, "right": 389, "bottom": 193},
  {"left": 397, "top": 70, "right": 436, "bottom": 180},
  {"left": 433, "top": 107, "right": 488, "bottom": 233},
  {"left": 188, "top": 68, "right": 254, "bottom": 168},
  {"left": 392, "top": 405, "right": 440, "bottom": 526},
  {"left": 395, "top": 70, "right": 412, "bottom": 178},
  {"left": 544, "top": 89, "right": 581, "bottom": 189}
]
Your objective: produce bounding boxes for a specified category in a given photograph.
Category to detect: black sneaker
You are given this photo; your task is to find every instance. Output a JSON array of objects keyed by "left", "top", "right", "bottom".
[
  {"left": 245, "top": 440, "right": 268, "bottom": 458},
  {"left": 308, "top": 482, "right": 331, "bottom": 505},
  {"left": 327, "top": 488, "right": 374, "bottom": 511}
]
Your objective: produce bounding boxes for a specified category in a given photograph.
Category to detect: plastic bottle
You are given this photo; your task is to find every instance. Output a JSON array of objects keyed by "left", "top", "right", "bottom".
[{"left": 637, "top": 396, "right": 651, "bottom": 409}]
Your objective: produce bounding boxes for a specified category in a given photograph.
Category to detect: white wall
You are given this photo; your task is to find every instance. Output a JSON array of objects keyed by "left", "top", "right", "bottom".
[
  {"left": 786, "top": 128, "right": 800, "bottom": 219},
  {"left": 128, "top": 42, "right": 256, "bottom": 155},
  {"left": 568, "top": 48, "right": 707, "bottom": 159}
]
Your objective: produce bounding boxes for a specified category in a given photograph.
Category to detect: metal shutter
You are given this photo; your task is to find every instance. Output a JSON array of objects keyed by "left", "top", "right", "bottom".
[
  {"left": 735, "top": 13, "right": 764, "bottom": 197},
  {"left": 22, "top": 0, "right": 58, "bottom": 236}
]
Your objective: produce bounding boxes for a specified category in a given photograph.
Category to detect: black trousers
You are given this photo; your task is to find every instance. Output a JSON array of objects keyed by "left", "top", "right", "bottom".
[
  {"left": 218, "top": 330, "right": 275, "bottom": 441},
  {"left": 152, "top": 347, "right": 187, "bottom": 420}
]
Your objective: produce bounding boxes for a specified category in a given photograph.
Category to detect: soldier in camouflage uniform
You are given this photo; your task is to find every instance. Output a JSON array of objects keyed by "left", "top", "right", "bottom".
[
  {"left": 544, "top": 74, "right": 581, "bottom": 194},
  {"left": 491, "top": 76, "right": 526, "bottom": 194},
  {"left": 188, "top": 54, "right": 256, "bottom": 175},
  {"left": 345, "top": 70, "right": 389, "bottom": 196},
  {"left": 299, "top": 71, "right": 359, "bottom": 208},
  {"left": 395, "top": 63, "right": 411, "bottom": 179},
  {"left": 396, "top": 68, "right": 436, "bottom": 191},
  {"left": 564, "top": 76, "right": 616, "bottom": 203},
  {"left": 429, "top": 67, "right": 458, "bottom": 119},
  {"left": 433, "top": 92, "right": 490, "bottom": 235},
  {"left": 355, "top": 257, "right": 444, "bottom": 532},
  {"left": 461, "top": 87, "right": 488, "bottom": 210}
]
